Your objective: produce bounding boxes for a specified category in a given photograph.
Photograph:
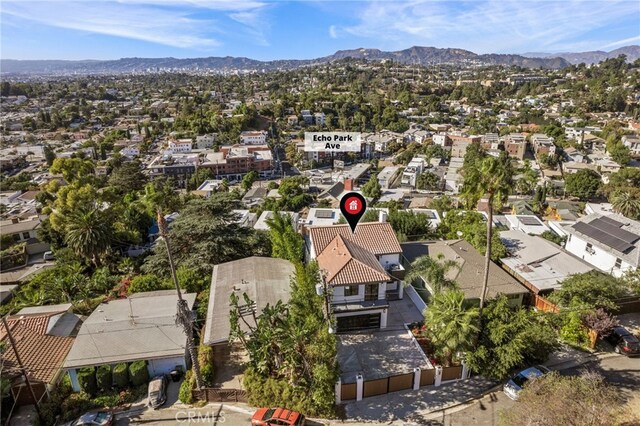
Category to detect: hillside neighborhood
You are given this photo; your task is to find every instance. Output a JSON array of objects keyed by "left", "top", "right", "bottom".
[{"left": 1, "top": 53, "right": 640, "bottom": 425}]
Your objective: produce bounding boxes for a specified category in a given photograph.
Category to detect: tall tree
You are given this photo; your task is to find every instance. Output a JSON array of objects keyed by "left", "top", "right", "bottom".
[
  {"left": 425, "top": 290, "right": 479, "bottom": 366},
  {"left": 460, "top": 153, "right": 512, "bottom": 310},
  {"left": 406, "top": 254, "right": 459, "bottom": 294},
  {"left": 611, "top": 190, "right": 640, "bottom": 220},
  {"left": 64, "top": 208, "right": 112, "bottom": 267}
]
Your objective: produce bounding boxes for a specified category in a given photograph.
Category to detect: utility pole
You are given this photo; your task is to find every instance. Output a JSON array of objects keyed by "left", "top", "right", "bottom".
[
  {"left": 157, "top": 210, "right": 203, "bottom": 390},
  {"left": 1, "top": 316, "right": 43, "bottom": 422}
]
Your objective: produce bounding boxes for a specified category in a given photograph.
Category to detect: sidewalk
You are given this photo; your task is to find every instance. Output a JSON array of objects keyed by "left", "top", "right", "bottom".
[{"left": 341, "top": 376, "right": 499, "bottom": 425}]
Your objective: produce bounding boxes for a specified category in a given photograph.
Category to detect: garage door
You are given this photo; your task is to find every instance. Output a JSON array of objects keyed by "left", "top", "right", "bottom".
[
  {"left": 336, "top": 314, "right": 381, "bottom": 332},
  {"left": 148, "top": 357, "right": 186, "bottom": 377}
]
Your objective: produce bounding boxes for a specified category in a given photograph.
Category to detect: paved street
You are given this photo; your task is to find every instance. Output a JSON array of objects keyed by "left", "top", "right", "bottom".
[{"left": 425, "top": 353, "right": 640, "bottom": 426}]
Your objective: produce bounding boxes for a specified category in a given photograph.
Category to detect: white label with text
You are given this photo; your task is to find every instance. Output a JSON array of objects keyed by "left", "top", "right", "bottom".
[{"left": 304, "top": 132, "right": 361, "bottom": 152}]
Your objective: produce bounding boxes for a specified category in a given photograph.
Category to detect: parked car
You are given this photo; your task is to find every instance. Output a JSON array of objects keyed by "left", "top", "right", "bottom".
[
  {"left": 251, "top": 407, "right": 306, "bottom": 425},
  {"left": 43, "top": 251, "right": 55, "bottom": 261},
  {"left": 503, "top": 365, "right": 551, "bottom": 400},
  {"left": 72, "top": 411, "right": 113, "bottom": 426},
  {"left": 604, "top": 326, "right": 640, "bottom": 356},
  {"left": 148, "top": 374, "right": 168, "bottom": 409}
]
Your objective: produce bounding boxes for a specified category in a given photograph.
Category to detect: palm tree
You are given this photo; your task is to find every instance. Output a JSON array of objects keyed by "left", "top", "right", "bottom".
[
  {"left": 406, "top": 254, "right": 460, "bottom": 294},
  {"left": 611, "top": 191, "right": 640, "bottom": 220},
  {"left": 461, "top": 154, "right": 512, "bottom": 311},
  {"left": 64, "top": 208, "right": 112, "bottom": 267},
  {"left": 425, "top": 290, "right": 479, "bottom": 366}
]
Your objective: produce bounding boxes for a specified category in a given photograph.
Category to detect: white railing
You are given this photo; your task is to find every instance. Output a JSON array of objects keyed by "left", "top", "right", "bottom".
[{"left": 404, "top": 284, "right": 427, "bottom": 312}]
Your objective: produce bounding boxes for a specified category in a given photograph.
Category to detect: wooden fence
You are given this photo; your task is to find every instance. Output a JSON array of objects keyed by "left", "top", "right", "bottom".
[
  {"left": 192, "top": 388, "right": 247, "bottom": 403},
  {"left": 532, "top": 294, "right": 560, "bottom": 313},
  {"left": 441, "top": 366, "right": 463, "bottom": 382}
]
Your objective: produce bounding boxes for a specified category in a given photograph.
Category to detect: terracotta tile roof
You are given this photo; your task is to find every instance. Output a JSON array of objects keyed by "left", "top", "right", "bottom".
[
  {"left": 317, "top": 235, "right": 391, "bottom": 286},
  {"left": 0, "top": 314, "right": 76, "bottom": 384},
  {"left": 309, "top": 222, "right": 402, "bottom": 256}
]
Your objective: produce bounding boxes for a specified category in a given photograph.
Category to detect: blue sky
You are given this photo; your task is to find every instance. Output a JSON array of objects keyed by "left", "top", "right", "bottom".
[{"left": 2, "top": 1, "right": 639, "bottom": 60}]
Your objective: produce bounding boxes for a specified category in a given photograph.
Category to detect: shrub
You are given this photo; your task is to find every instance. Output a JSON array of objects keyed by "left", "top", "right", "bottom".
[
  {"left": 91, "top": 392, "right": 120, "bottom": 408},
  {"left": 60, "top": 392, "right": 95, "bottom": 421},
  {"left": 178, "top": 370, "right": 194, "bottom": 404},
  {"left": 77, "top": 367, "right": 97, "bottom": 396},
  {"left": 112, "top": 363, "right": 129, "bottom": 388},
  {"left": 35, "top": 375, "right": 74, "bottom": 426},
  {"left": 128, "top": 274, "right": 170, "bottom": 294},
  {"left": 198, "top": 343, "right": 215, "bottom": 387},
  {"left": 560, "top": 311, "right": 591, "bottom": 349},
  {"left": 128, "top": 360, "right": 149, "bottom": 386},
  {"left": 96, "top": 365, "right": 112, "bottom": 390}
]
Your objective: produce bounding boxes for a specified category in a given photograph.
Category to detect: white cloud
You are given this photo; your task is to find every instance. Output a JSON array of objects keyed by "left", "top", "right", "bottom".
[
  {"left": 331, "top": 0, "right": 640, "bottom": 53},
  {"left": 601, "top": 35, "right": 640, "bottom": 50},
  {"left": 1, "top": 0, "right": 269, "bottom": 49},
  {"left": 329, "top": 25, "right": 338, "bottom": 39}
]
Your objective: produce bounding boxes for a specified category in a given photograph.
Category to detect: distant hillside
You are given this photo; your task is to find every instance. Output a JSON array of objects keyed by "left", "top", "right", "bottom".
[
  {"left": 0, "top": 45, "right": 570, "bottom": 75},
  {"left": 522, "top": 45, "right": 640, "bottom": 64}
]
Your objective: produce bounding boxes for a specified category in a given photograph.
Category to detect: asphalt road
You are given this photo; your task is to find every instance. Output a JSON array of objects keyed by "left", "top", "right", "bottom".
[{"left": 430, "top": 353, "right": 640, "bottom": 426}]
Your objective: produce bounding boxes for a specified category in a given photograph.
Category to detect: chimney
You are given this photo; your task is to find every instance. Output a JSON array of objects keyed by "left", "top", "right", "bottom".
[
  {"left": 344, "top": 178, "right": 353, "bottom": 191},
  {"left": 379, "top": 210, "right": 388, "bottom": 223}
]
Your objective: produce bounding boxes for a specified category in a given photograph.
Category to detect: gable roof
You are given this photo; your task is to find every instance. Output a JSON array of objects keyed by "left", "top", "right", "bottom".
[
  {"left": 402, "top": 239, "right": 527, "bottom": 300},
  {"left": 0, "top": 312, "right": 77, "bottom": 384},
  {"left": 309, "top": 222, "right": 402, "bottom": 257},
  {"left": 317, "top": 235, "right": 390, "bottom": 286}
]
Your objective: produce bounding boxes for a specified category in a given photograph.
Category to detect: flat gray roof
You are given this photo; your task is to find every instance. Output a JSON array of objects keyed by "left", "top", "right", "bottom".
[
  {"left": 64, "top": 290, "right": 196, "bottom": 369},
  {"left": 203, "top": 257, "right": 295, "bottom": 345},
  {"left": 500, "top": 230, "right": 593, "bottom": 293}
]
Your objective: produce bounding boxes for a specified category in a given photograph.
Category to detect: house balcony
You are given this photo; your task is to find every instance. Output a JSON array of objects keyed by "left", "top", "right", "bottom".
[{"left": 386, "top": 263, "right": 406, "bottom": 281}]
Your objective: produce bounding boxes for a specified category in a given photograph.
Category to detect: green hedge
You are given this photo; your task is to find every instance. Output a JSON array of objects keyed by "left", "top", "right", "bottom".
[
  {"left": 96, "top": 365, "right": 112, "bottom": 390},
  {"left": 77, "top": 368, "right": 97, "bottom": 397},
  {"left": 128, "top": 360, "right": 149, "bottom": 386},
  {"left": 112, "top": 363, "right": 129, "bottom": 388},
  {"left": 178, "top": 370, "right": 194, "bottom": 404},
  {"left": 198, "top": 344, "right": 215, "bottom": 387}
]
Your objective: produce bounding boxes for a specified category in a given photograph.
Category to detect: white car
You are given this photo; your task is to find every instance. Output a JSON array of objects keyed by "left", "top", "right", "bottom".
[{"left": 503, "top": 365, "right": 551, "bottom": 400}]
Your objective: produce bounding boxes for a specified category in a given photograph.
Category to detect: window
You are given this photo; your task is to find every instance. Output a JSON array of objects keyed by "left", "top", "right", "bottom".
[
  {"left": 615, "top": 258, "right": 622, "bottom": 269},
  {"left": 585, "top": 243, "right": 595, "bottom": 254},
  {"left": 344, "top": 286, "right": 359, "bottom": 297},
  {"left": 22, "top": 232, "right": 30, "bottom": 240}
]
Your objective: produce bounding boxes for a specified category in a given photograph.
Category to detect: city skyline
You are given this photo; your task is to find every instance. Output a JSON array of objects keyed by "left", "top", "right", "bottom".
[{"left": 1, "top": 0, "right": 639, "bottom": 60}]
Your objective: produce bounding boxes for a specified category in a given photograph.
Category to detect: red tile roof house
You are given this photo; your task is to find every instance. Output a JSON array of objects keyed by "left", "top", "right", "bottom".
[
  {"left": 0, "top": 304, "right": 81, "bottom": 406},
  {"left": 306, "top": 222, "right": 407, "bottom": 332}
]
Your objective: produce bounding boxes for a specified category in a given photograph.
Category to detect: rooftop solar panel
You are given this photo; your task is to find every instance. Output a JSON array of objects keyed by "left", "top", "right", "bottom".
[
  {"left": 598, "top": 216, "right": 625, "bottom": 228},
  {"left": 518, "top": 216, "right": 543, "bottom": 226},
  {"left": 315, "top": 209, "right": 335, "bottom": 219},
  {"left": 589, "top": 218, "right": 639, "bottom": 244},
  {"left": 573, "top": 222, "right": 634, "bottom": 253}
]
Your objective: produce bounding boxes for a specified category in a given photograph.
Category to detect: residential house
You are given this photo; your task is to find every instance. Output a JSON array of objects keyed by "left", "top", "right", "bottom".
[
  {"left": 120, "top": 145, "right": 140, "bottom": 158},
  {"left": 563, "top": 213, "right": 640, "bottom": 277},
  {"left": 401, "top": 239, "right": 528, "bottom": 306},
  {"left": 168, "top": 139, "right": 192, "bottom": 153},
  {"left": 0, "top": 216, "right": 50, "bottom": 255},
  {"left": 317, "top": 181, "right": 346, "bottom": 208},
  {"left": 302, "top": 208, "right": 342, "bottom": 227},
  {"left": 622, "top": 135, "right": 640, "bottom": 158},
  {"left": 482, "top": 133, "right": 500, "bottom": 150},
  {"left": 301, "top": 110, "right": 314, "bottom": 125},
  {"left": 432, "top": 134, "right": 451, "bottom": 147},
  {"left": 195, "top": 134, "right": 217, "bottom": 149},
  {"left": 307, "top": 222, "right": 405, "bottom": 332},
  {"left": 240, "top": 130, "right": 268, "bottom": 145},
  {"left": 445, "top": 158, "right": 464, "bottom": 193},
  {"left": 1, "top": 304, "right": 81, "bottom": 405},
  {"left": 203, "top": 257, "right": 295, "bottom": 346},
  {"left": 504, "top": 215, "right": 551, "bottom": 235},
  {"left": 500, "top": 230, "right": 593, "bottom": 295},
  {"left": 504, "top": 133, "right": 527, "bottom": 160},
  {"left": 531, "top": 134, "right": 556, "bottom": 156},
  {"left": 314, "top": 112, "right": 326, "bottom": 126},
  {"left": 64, "top": 290, "right": 196, "bottom": 391},
  {"left": 201, "top": 145, "right": 273, "bottom": 180},
  {"left": 450, "top": 140, "right": 470, "bottom": 158},
  {"left": 253, "top": 211, "right": 300, "bottom": 232},
  {"left": 401, "top": 157, "right": 426, "bottom": 188},
  {"left": 241, "top": 187, "right": 269, "bottom": 208},
  {"left": 377, "top": 166, "right": 401, "bottom": 189}
]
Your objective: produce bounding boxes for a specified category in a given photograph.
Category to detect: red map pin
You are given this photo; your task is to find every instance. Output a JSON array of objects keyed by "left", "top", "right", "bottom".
[{"left": 340, "top": 192, "right": 367, "bottom": 234}]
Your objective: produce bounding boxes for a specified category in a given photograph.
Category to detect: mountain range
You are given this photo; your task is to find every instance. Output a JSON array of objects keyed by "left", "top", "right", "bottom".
[
  {"left": 1, "top": 45, "right": 637, "bottom": 75},
  {"left": 523, "top": 45, "right": 640, "bottom": 64}
]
